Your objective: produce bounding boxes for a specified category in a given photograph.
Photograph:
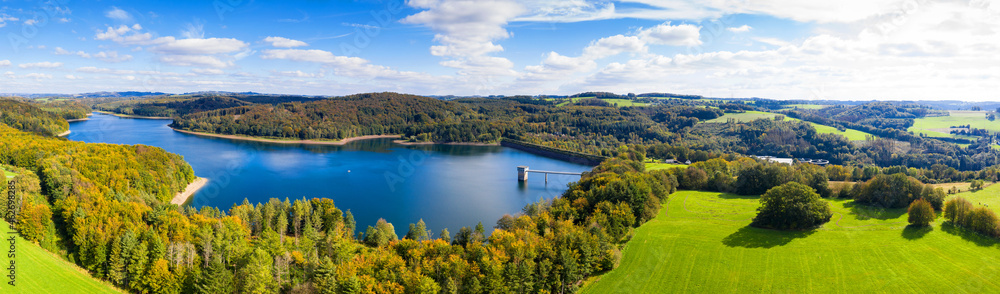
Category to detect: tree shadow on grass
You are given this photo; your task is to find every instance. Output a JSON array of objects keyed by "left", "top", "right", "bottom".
[
  {"left": 722, "top": 225, "right": 816, "bottom": 249},
  {"left": 843, "top": 201, "right": 907, "bottom": 221},
  {"left": 715, "top": 193, "right": 760, "bottom": 200},
  {"left": 901, "top": 225, "right": 932, "bottom": 240},
  {"left": 940, "top": 222, "right": 1000, "bottom": 247}
]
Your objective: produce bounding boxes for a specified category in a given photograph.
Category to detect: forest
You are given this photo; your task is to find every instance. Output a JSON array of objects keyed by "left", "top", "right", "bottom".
[
  {"left": 88, "top": 92, "right": 1000, "bottom": 172},
  {"left": 3, "top": 95, "right": 1000, "bottom": 293},
  {"left": 0, "top": 99, "right": 70, "bottom": 136}
]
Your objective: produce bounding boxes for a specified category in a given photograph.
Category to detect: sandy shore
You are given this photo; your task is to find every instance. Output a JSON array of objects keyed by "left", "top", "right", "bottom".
[
  {"left": 171, "top": 177, "right": 207, "bottom": 205},
  {"left": 171, "top": 128, "right": 402, "bottom": 145},
  {"left": 94, "top": 111, "right": 173, "bottom": 120},
  {"left": 57, "top": 130, "right": 71, "bottom": 137},
  {"left": 65, "top": 117, "right": 90, "bottom": 122}
]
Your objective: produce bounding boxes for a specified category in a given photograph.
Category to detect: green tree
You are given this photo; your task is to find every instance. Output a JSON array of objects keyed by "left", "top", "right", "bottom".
[
  {"left": 343, "top": 210, "right": 356, "bottom": 239},
  {"left": 907, "top": 199, "right": 935, "bottom": 226},
  {"left": 440, "top": 228, "right": 451, "bottom": 244},
  {"left": 751, "top": 182, "right": 832, "bottom": 230},
  {"left": 405, "top": 219, "right": 430, "bottom": 241},
  {"left": 144, "top": 259, "right": 180, "bottom": 294},
  {"left": 239, "top": 248, "right": 276, "bottom": 294},
  {"left": 363, "top": 218, "right": 398, "bottom": 247},
  {"left": 195, "top": 258, "right": 235, "bottom": 294}
]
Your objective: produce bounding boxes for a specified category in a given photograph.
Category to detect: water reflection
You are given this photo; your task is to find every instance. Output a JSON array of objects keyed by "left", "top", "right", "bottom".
[{"left": 69, "top": 113, "right": 593, "bottom": 235}]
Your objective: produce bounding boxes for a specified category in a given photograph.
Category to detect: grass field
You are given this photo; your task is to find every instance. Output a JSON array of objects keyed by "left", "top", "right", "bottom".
[
  {"left": 703, "top": 111, "right": 875, "bottom": 141},
  {"left": 2, "top": 167, "right": 15, "bottom": 179},
  {"left": 582, "top": 190, "right": 1000, "bottom": 293},
  {"left": 702, "top": 111, "right": 781, "bottom": 123},
  {"left": 909, "top": 111, "right": 999, "bottom": 139},
  {"left": 645, "top": 162, "right": 688, "bottom": 171},
  {"left": 552, "top": 97, "right": 651, "bottom": 107},
  {"left": 1, "top": 221, "right": 122, "bottom": 293},
  {"left": 952, "top": 183, "right": 1000, "bottom": 211},
  {"left": 783, "top": 104, "right": 829, "bottom": 110}
]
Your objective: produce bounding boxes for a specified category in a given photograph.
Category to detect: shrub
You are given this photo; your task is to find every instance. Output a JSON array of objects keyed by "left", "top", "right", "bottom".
[
  {"left": 943, "top": 197, "right": 1000, "bottom": 238},
  {"left": 907, "top": 199, "right": 935, "bottom": 226},
  {"left": 751, "top": 182, "right": 832, "bottom": 230},
  {"left": 854, "top": 173, "right": 943, "bottom": 209}
]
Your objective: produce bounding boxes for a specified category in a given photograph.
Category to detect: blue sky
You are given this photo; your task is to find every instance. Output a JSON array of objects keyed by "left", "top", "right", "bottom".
[{"left": 1, "top": 0, "right": 999, "bottom": 100}]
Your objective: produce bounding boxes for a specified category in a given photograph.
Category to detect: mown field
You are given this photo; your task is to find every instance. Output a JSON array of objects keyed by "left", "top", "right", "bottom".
[
  {"left": 953, "top": 183, "right": 1000, "bottom": 211},
  {"left": 551, "top": 97, "right": 651, "bottom": 107},
  {"left": 1, "top": 221, "right": 122, "bottom": 293},
  {"left": 582, "top": 190, "right": 1000, "bottom": 293},
  {"left": 704, "top": 111, "right": 874, "bottom": 141},
  {"left": 645, "top": 162, "right": 688, "bottom": 171},
  {"left": 909, "top": 111, "right": 998, "bottom": 139}
]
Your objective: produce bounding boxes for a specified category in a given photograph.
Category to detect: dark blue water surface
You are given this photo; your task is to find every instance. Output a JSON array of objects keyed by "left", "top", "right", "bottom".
[{"left": 68, "top": 113, "right": 592, "bottom": 235}]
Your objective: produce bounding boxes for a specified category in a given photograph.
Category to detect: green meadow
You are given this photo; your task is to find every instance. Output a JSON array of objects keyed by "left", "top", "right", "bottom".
[
  {"left": 582, "top": 190, "right": 1000, "bottom": 293},
  {"left": 952, "top": 183, "right": 1000, "bottom": 211},
  {"left": 1, "top": 221, "right": 122, "bottom": 293},
  {"left": 704, "top": 111, "right": 874, "bottom": 141},
  {"left": 552, "top": 97, "right": 651, "bottom": 107},
  {"left": 644, "top": 162, "right": 688, "bottom": 171},
  {"left": 909, "top": 111, "right": 1000, "bottom": 139}
]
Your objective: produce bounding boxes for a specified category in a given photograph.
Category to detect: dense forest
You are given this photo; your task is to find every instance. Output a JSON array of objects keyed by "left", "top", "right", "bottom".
[
  {"left": 169, "top": 92, "right": 723, "bottom": 145},
  {"left": 90, "top": 94, "right": 323, "bottom": 118},
  {"left": 4, "top": 95, "right": 1000, "bottom": 293},
  {"left": 39, "top": 100, "right": 92, "bottom": 120},
  {"left": 0, "top": 99, "right": 70, "bottom": 136},
  {"left": 95, "top": 92, "right": 1000, "bottom": 172}
]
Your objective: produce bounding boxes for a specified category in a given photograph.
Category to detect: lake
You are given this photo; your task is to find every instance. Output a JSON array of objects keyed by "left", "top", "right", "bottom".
[{"left": 68, "top": 113, "right": 593, "bottom": 236}]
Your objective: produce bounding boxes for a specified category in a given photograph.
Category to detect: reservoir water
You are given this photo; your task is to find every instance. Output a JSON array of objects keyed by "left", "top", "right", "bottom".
[{"left": 68, "top": 113, "right": 593, "bottom": 236}]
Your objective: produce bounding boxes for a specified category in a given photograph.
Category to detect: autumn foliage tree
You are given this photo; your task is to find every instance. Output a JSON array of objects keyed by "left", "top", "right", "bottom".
[
  {"left": 907, "top": 199, "right": 935, "bottom": 226},
  {"left": 751, "top": 182, "right": 832, "bottom": 230}
]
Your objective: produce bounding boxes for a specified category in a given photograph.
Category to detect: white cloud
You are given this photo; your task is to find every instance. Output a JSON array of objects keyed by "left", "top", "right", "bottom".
[
  {"left": 25, "top": 73, "right": 53, "bottom": 79},
  {"left": 264, "top": 36, "right": 308, "bottom": 48},
  {"left": 19, "top": 62, "right": 63, "bottom": 69},
  {"left": 260, "top": 48, "right": 454, "bottom": 90},
  {"left": 181, "top": 22, "right": 204, "bottom": 39},
  {"left": 54, "top": 47, "right": 91, "bottom": 58},
  {"left": 94, "top": 51, "right": 134, "bottom": 63},
  {"left": 24, "top": 19, "right": 37, "bottom": 26},
  {"left": 96, "top": 25, "right": 247, "bottom": 68},
  {"left": 0, "top": 60, "right": 10, "bottom": 67},
  {"left": 54, "top": 47, "right": 133, "bottom": 63},
  {"left": 402, "top": 0, "right": 524, "bottom": 76},
  {"left": 95, "top": 24, "right": 164, "bottom": 45},
  {"left": 513, "top": 0, "right": 907, "bottom": 24},
  {"left": 106, "top": 6, "right": 132, "bottom": 22},
  {"left": 583, "top": 35, "right": 647, "bottom": 58},
  {"left": 638, "top": 23, "right": 701, "bottom": 46},
  {"left": 727, "top": 25, "right": 752, "bottom": 33},
  {"left": 516, "top": 22, "right": 700, "bottom": 90},
  {"left": 260, "top": 49, "right": 367, "bottom": 67},
  {"left": 159, "top": 55, "right": 232, "bottom": 68},
  {"left": 192, "top": 68, "right": 225, "bottom": 75},
  {"left": 272, "top": 70, "right": 324, "bottom": 78},
  {"left": 65, "top": 75, "right": 81, "bottom": 80},
  {"left": 151, "top": 38, "right": 247, "bottom": 55}
]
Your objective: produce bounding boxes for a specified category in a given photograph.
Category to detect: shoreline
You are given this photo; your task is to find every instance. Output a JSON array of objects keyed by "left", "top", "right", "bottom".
[
  {"left": 171, "top": 177, "right": 207, "bottom": 205},
  {"left": 57, "top": 130, "right": 71, "bottom": 137},
  {"left": 171, "top": 127, "right": 403, "bottom": 145},
  {"left": 94, "top": 110, "right": 173, "bottom": 120},
  {"left": 393, "top": 139, "right": 499, "bottom": 146},
  {"left": 65, "top": 118, "right": 90, "bottom": 122}
]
